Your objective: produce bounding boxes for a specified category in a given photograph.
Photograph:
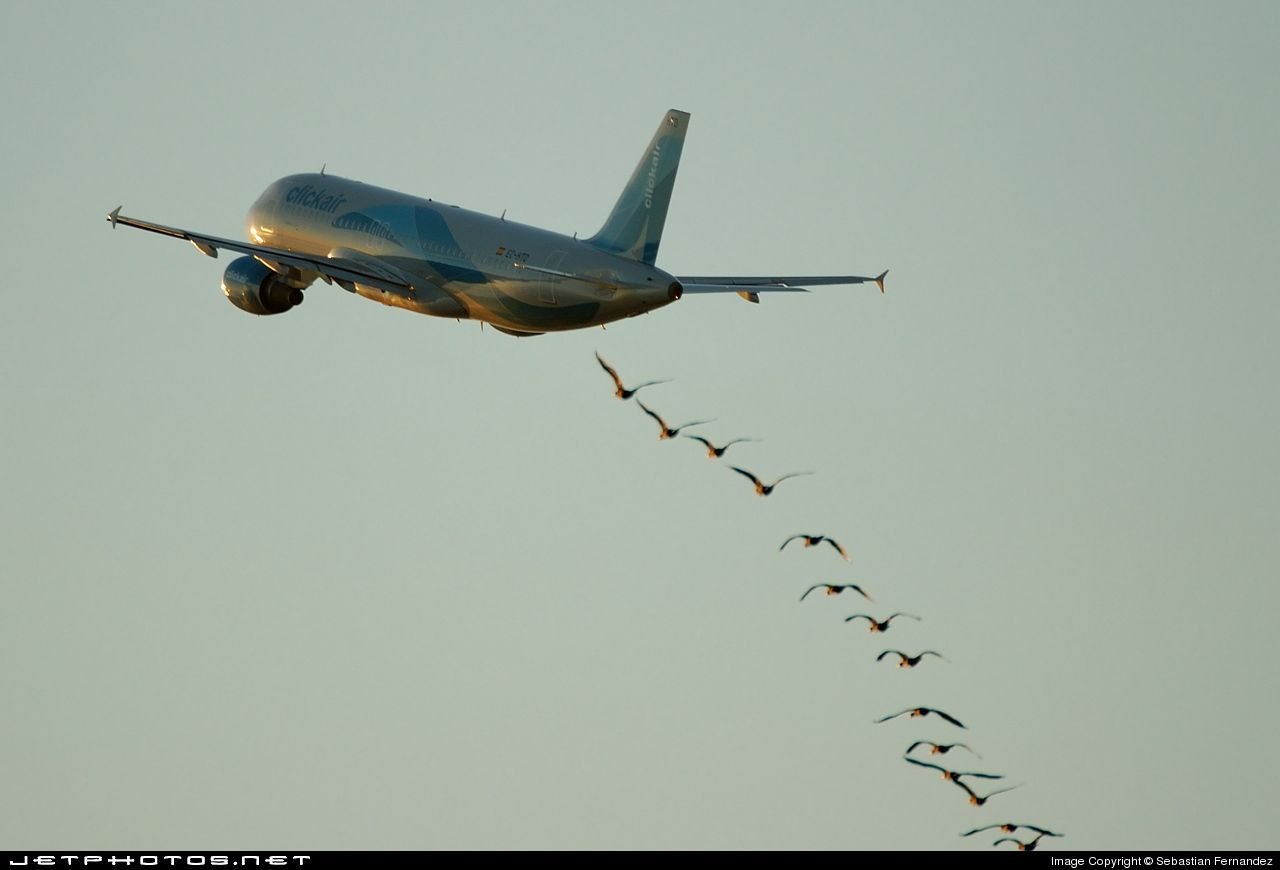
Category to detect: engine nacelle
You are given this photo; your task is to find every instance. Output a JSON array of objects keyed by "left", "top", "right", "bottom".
[{"left": 221, "top": 256, "right": 305, "bottom": 315}]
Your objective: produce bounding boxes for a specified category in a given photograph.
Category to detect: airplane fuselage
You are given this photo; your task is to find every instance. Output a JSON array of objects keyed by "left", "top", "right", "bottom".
[{"left": 246, "top": 173, "right": 682, "bottom": 334}]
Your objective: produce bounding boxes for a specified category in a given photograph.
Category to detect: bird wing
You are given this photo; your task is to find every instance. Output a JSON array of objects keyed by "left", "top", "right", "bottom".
[
  {"left": 729, "top": 466, "right": 762, "bottom": 486},
  {"left": 685, "top": 435, "right": 712, "bottom": 448},
  {"left": 905, "top": 741, "right": 931, "bottom": 755},
  {"left": 723, "top": 437, "right": 753, "bottom": 448},
  {"left": 903, "top": 756, "right": 945, "bottom": 773},
  {"left": 877, "top": 650, "right": 903, "bottom": 662},
  {"left": 992, "top": 838, "right": 1020, "bottom": 848},
  {"left": 844, "top": 614, "right": 872, "bottom": 624},
  {"left": 983, "top": 784, "right": 1021, "bottom": 800},
  {"left": 929, "top": 709, "right": 967, "bottom": 729},
  {"left": 961, "top": 824, "right": 1001, "bottom": 837},
  {"left": 825, "top": 538, "right": 850, "bottom": 561},
  {"left": 891, "top": 612, "right": 923, "bottom": 622},
  {"left": 951, "top": 778, "right": 978, "bottom": 798},
  {"left": 594, "top": 352, "right": 623, "bottom": 389},
  {"left": 874, "top": 709, "right": 911, "bottom": 724},
  {"left": 772, "top": 471, "right": 814, "bottom": 485},
  {"left": 1023, "top": 826, "right": 1063, "bottom": 837},
  {"left": 635, "top": 400, "right": 666, "bottom": 428},
  {"left": 631, "top": 379, "right": 671, "bottom": 390},
  {"left": 955, "top": 771, "right": 1004, "bottom": 781},
  {"left": 779, "top": 535, "right": 804, "bottom": 551},
  {"left": 675, "top": 419, "right": 714, "bottom": 432},
  {"left": 848, "top": 584, "right": 874, "bottom": 602},
  {"left": 799, "top": 585, "right": 823, "bottom": 601}
]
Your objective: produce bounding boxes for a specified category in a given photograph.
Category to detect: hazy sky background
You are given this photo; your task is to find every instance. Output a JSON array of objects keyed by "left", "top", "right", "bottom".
[{"left": 3, "top": 1, "right": 1277, "bottom": 851}]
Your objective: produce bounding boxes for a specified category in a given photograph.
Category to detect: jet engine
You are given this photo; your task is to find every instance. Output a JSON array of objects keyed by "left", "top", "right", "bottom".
[{"left": 221, "top": 255, "right": 306, "bottom": 315}]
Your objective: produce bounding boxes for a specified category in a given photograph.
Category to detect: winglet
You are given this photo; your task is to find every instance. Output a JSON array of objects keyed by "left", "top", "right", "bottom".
[
  {"left": 875, "top": 270, "right": 888, "bottom": 294},
  {"left": 107, "top": 206, "right": 121, "bottom": 229}
]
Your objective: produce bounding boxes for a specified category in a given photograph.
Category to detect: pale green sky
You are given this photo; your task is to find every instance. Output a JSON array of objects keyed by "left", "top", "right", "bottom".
[{"left": 2, "top": 1, "right": 1277, "bottom": 851}]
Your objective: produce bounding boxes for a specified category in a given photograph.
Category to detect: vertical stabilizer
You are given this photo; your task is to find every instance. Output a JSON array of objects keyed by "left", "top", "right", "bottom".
[{"left": 586, "top": 109, "right": 690, "bottom": 265}]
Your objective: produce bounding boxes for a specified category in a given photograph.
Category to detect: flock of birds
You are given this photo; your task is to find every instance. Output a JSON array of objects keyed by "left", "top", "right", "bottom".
[{"left": 594, "top": 352, "right": 1064, "bottom": 850}]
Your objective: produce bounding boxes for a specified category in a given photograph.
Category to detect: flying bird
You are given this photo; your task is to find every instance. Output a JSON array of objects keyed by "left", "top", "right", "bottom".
[
  {"left": 594, "top": 352, "right": 670, "bottom": 400},
  {"left": 962, "top": 824, "right": 1063, "bottom": 839},
  {"left": 636, "top": 400, "right": 713, "bottom": 440},
  {"left": 874, "top": 707, "right": 966, "bottom": 729},
  {"left": 844, "top": 612, "right": 921, "bottom": 633},
  {"left": 779, "top": 534, "right": 850, "bottom": 561},
  {"left": 685, "top": 434, "right": 756, "bottom": 459},
  {"left": 799, "top": 583, "right": 874, "bottom": 603},
  {"left": 907, "top": 740, "right": 980, "bottom": 759},
  {"left": 877, "top": 649, "right": 949, "bottom": 668},
  {"left": 952, "top": 778, "right": 1020, "bottom": 807},
  {"left": 994, "top": 833, "right": 1050, "bottom": 852},
  {"left": 729, "top": 466, "right": 813, "bottom": 497},
  {"left": 903, "top": 756, "right": 1002, "bottom": 783}
]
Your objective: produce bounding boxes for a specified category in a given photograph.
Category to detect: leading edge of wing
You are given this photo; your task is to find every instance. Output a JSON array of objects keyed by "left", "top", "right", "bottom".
[
  {"left": 678, "top": 271, "right": 888, "bottom": 293},
  {"left": 106, "top": 207, "right": 417, "bottom": 295}
]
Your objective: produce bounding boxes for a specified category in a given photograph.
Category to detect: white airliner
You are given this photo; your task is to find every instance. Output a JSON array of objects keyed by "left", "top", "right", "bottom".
[{"left": 107, "top": 109, "right": 886, "bottom": 337}]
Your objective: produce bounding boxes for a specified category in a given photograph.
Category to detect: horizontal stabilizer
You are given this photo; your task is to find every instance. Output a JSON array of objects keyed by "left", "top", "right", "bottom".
[
  {"left": 677, "top": 274, "right": 884, "bottom": 288},
  {"left": 682, "top": 283, "right": 807, "bottom": 295}
]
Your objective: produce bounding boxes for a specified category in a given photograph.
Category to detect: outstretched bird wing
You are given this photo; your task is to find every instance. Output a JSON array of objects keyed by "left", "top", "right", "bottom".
[
  {"left": 798, "top": 584, "right": 825, "bottom": 602},
  {"left": 779, "top": 535, "right": 806, "bottom": 551},
  {"left": 903, "top": 756, "right": 946, "bottom": 774},
  {"left": 772, "top": 471, "right": 814, "bottom": 486},
  {"left": 846, "top": 584, "right": 874, "bottom": 602},
  {"left": 685, "top": 434, "right": 713, "bottom": 448},
  {"left": 960, "top": 824, "right": 1002, "bottom": 837},
  {"left": 1023, "top": 826, "right": 1063, "bottom": 837},
  {"left": 674, "top": 419, "right": 714, "bottom": 433},
  {"left": 729, "top": 466, "right": 763, "bottom": 487},
  {"left": 825, "top": 538, "right": 850, "bottom": 561},
  {"left": 928, "top": 708, "right": 967, "bottom": 729},
  {"left": 635, "top": 400, "right": 667, "bottom": 429},
  {"left": 630, "top": 379, "right": 671, "bottom": 391},
  {"left": 844, "top": 614, "right": 873, "bottom": 624},
  {"left": 874, "top": 709, "right": 912, "bottom": 724},
  {"left": 877, "top": 649, "right": 905, "bottom": 662},
  {"left": 594, "top": 352, "right": 623, "bottom": 390},
  {"left": 982, "top": 785, "right": 1021, "bottom": 800}
]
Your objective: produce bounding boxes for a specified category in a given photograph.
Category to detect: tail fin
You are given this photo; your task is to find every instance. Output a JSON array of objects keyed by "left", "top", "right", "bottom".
[{"left": 586, "top": 109, "right": 690, "bottom": 265}]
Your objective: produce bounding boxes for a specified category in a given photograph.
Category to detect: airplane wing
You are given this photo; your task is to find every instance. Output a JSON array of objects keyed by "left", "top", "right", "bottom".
[
  {"left": 105, "top": 207, "right": 417, "bottom": 295},
  {"left": 677, "top": 270, "right": 887, "bottom": 303}
]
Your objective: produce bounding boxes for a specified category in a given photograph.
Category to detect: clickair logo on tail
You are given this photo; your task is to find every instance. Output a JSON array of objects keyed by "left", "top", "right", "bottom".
[
  {"left": 286, "top": 184, "right": 348, "bottom": 214},
  {"left": 644, "top": 143, "right": 662, "bottom": 209}
]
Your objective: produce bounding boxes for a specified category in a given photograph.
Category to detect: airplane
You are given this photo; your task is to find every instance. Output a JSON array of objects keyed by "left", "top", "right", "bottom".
[{"left": 106, "top": 109, "right": 887, "bottom": 337}]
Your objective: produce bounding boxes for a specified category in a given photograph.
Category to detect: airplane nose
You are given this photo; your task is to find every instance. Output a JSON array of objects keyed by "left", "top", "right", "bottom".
[{"left": 668, "top": 282, "right": 683, "bottom": 301}]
